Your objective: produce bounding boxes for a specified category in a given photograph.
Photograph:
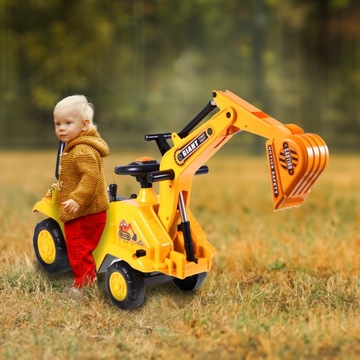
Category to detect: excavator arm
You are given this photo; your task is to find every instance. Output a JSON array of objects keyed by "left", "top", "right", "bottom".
[
  {"left": 212, "top": 90, "right": 329, "bottom": 210},
  {"left": 152, "top": 90, "right": 328, "bottom": 234}
]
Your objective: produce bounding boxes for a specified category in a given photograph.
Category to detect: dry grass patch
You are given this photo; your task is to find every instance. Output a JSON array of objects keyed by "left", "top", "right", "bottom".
[{"left": 1, "top": 151, "right": 360, "bottom": 359}]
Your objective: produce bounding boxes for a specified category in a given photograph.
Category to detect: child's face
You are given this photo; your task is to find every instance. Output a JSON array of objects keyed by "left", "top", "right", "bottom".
[{"left": 54, "top": 107, "right": 89, "bottom": 143}]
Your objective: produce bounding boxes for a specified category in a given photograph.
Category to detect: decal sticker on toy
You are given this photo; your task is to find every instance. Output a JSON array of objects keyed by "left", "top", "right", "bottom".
[
  {"left": 279, "top": 142, "right": 298, "bottom": 175},
  {"left": 267, "top": 144, "right": 279, "bottom": 198},
  {"left": 175, "top": 129, "right": 210, "bottom": 165},
  {"left": 45, "top": 184, "right": 57, "bottom": 199},
  {"left": 118, "top": 220, "right": 143, "bottom": 246},
  {"left": 118, "top": 220, "right": 137, "bottom": 241}
]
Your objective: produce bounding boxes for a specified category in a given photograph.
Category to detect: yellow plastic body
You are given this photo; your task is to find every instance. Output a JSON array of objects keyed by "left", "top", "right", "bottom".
[
  {"left": 33, "top": 90, "right": 329, "bottom": 280},
  {"left": 92, "top": 186, "right": 215, "bottom": 278},
  {"left": 33, "top": 183, "right": 63, "bottom": 231},
  {"left": 34, "top": 184, "right": 215, "bottom": 279}
]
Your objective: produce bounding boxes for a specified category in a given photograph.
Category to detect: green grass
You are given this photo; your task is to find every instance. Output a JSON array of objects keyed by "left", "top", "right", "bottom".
[{"left": 1, "top": 151, "right": 360, "bottom": 359}]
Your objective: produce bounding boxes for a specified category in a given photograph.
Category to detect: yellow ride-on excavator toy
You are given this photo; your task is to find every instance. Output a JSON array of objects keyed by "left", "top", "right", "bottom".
[{"left": 32, "top": 90, "right": 329, "bottom": 310}]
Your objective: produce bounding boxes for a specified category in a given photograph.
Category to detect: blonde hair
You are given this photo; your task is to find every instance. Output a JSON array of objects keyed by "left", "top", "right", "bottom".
[{"left": 54, "top": 95, "right": 96, "bottom": 129}]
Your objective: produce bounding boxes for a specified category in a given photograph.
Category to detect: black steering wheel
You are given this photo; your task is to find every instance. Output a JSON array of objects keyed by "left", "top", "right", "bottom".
[{"left": 114, "top": 159, "right": 160, "bottom": 188}]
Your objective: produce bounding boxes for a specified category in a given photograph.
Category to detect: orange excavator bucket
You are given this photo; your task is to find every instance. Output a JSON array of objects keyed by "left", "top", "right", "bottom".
[
  {"left": 210, "top": 90, "right": 329, "bottom": 211},
  {"left": 266, "top": 132, "right": 329, "bottom": 210}
]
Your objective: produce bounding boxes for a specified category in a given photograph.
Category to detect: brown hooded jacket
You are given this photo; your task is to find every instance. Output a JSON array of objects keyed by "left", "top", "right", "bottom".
[{"left": 57, "top": 129, "right": 110, "bottom": 223}]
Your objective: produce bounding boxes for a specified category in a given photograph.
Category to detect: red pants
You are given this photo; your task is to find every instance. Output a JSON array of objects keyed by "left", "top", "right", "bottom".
[{"left": 64, "top": 211, "right": 106, "bottom": 288}]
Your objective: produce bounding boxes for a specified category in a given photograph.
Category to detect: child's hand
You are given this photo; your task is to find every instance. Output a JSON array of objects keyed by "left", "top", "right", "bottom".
[{"left": 62, "top": 199, "right": 80, "bottom": 214}]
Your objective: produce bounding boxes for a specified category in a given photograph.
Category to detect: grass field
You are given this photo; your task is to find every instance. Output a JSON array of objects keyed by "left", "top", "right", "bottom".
[{"left": 1, "top": 150, "right": 360, "bottom": 359}]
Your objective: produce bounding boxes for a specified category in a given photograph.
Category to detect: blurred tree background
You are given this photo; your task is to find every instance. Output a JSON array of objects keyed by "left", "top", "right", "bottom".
[{"left": 0, "top": 0, "right": 359, "bottom": 150}]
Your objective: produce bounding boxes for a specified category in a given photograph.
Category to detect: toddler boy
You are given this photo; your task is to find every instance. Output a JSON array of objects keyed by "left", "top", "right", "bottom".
[{"left": 53, "top": 95, "right": 109, "bottom": 295}]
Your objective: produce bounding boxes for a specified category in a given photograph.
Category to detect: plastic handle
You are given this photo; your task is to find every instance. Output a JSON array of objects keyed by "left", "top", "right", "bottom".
[
  {"left": 144, "top": 133, "right": 172, "bottom": 141},
  {"left": 147, "top": 169, "right": 175, "bottom": 183}
]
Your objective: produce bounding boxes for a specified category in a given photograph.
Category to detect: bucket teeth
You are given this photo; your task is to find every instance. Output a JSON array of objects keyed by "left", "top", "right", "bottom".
[{"left": 266, "top": 133, "right": 329, "bottom": 210}]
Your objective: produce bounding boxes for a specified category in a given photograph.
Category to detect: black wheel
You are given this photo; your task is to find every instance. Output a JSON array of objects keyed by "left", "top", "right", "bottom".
[
  {"left": 173, "top": 272, "right": 207, "bottom": 291},
  {"left": 33, "top": 218, "right": 71, "bottom": 273},
  {"left": 105, "top": 261, "right": 145, "bottom": 310}
]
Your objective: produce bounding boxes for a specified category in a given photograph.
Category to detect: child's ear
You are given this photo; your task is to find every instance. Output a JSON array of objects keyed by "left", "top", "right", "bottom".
[{"left": 82, "top": 119, "right": 90, "bottom": 131}]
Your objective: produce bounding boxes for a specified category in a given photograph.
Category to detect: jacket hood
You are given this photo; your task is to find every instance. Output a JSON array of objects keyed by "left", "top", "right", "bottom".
[{"left": 65, "top": 129, "right": 110, "bottom": 157}]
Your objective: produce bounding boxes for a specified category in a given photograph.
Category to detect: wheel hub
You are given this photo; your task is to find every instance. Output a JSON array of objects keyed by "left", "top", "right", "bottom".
[
  {"left": 38, "top": 230, "right": 56, "bottom": 264},
  {"left": 109, "top": 272, "right": 127, "bottom": 301}
]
